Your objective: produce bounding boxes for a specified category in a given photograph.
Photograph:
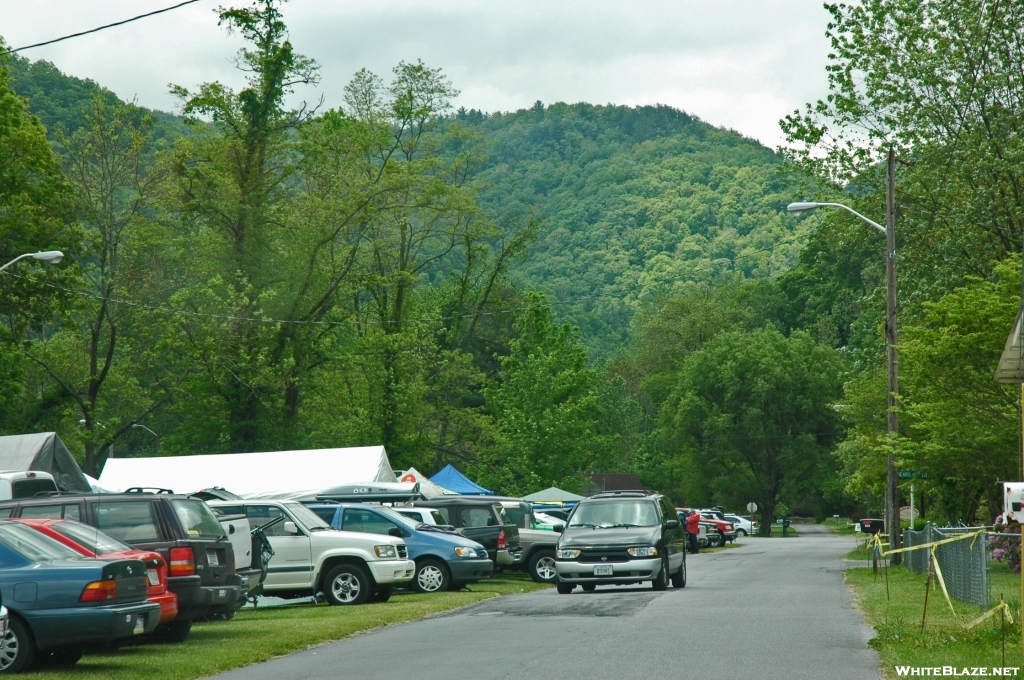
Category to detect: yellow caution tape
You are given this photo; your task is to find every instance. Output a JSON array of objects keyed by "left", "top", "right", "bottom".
[
  {"left": 882, "top": 529, "right": 986, "bottom": 557},
  {"left": 928, "top": 545, "right": 957, "bottom": 618},
  {"left": 965, "top": 600, "right": 1014, "bottom": 630}
]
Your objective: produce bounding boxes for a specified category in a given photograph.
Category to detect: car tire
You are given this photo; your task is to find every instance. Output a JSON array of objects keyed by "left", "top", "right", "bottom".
[
  {"left": 556, "top": 578, "right": 574, "bottom": 594},
  {"left": 581, "top": 584, "right": 597, "bottom": 592},
  {"left": 155, "top": 618, "right": 192, "bottom": 644},
  {"left": 323, "top": 564, "right": 372, "bottom": 606},
  {"left": 737, "top": 529, "right": 747, "bottom": 537},
  {"left": 651, "top": 560, "right": 668, "bottom": 591},
  {"left": 0, "top": 617, "right": 35, "bottom": 673},
  {"left": 672, "top": 559, "right": 686, "bottom": 588},
  {"left": 413, "top": 559, "right": 450, "bottom": 594},
  {"left": 710, "top": 532, "right": 724, "bottom": 548},
  {"left": 528, "top": 549, "right": 558, "bottom": 583}
]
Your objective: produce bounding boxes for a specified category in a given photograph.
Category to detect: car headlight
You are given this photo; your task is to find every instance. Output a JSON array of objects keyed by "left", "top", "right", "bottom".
[
  {"left": 556, "top": 548, "right": 581, "bottom": 559},
  {"left": 627, "top": 546, "right": 659, "bottom": 557},
  {"left": 374, "top": 545, "right": 398, "bottom": 558},
  {"left": 454, "top": 546, "right": 479, "bottom": 558}
]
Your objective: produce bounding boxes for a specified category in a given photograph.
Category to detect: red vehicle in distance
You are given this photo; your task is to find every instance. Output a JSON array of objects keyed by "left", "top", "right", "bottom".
[{"left": 11, "top": 518, "right": 177, "bottom": 625}]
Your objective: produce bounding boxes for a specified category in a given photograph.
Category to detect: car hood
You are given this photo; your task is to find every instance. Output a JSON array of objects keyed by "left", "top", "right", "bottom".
[{"left": 558, "top": 526, "right": 660, "bottom": 548}]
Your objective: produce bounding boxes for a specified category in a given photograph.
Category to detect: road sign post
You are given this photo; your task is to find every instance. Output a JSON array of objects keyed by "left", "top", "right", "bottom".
[{"left": 746, "top": 502, "right": 757, "bottom": 535}]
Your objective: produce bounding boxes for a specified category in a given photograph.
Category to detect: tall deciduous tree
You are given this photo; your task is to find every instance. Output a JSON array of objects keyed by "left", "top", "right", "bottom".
[{"left": 662, "top": 328, "right": 843, "bottom": 532}]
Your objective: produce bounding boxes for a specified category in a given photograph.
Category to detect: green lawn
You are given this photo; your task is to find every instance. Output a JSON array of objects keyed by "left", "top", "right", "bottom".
[
  {"left": 846, "top": 566, "right": 1022, "bottom": 678},
  {"left": 823, "top": 517, "right": 858, "bottom": 536},
  {"left": 28, "top": 574, "right": 550, "bottom": 680}
]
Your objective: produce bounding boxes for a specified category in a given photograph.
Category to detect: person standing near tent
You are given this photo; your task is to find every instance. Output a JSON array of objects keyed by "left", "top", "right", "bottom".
[{"left": 685, "top": 510, "right": 700, "bottom": 554}]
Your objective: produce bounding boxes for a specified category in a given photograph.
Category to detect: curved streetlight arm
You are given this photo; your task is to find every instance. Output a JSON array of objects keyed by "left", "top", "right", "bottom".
[
  {"left": 0, "top": 250, "right": 65, "bottom": 272},
  {"left": 787, "top": 202, "right": 886, "bottom": 235},
  {"left": 131, "top": 423, "right": 159, "bottom": 438}
]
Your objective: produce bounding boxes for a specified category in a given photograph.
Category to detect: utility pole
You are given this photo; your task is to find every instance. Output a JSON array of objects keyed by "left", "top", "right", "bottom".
[{"left": 885, "top": 147, "right": 902, "bottom": 564}]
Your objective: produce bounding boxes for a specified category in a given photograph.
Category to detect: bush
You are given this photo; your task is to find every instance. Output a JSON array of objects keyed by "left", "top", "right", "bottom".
[{"left": 989, "top": 515, "right": 1021, "bottom": 572}]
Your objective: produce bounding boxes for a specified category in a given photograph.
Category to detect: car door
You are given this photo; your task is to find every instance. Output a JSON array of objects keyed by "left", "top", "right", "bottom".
[
  {"left": 245, "top": 504, "right": 312, "bottom": 588},
  {"left": 659, "top": 497, "right": 684, "bottom": 572}
]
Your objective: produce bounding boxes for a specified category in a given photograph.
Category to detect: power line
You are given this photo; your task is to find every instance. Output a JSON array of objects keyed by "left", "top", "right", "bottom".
[
  {"left": 0, "top": 0, "right": 202, "bottom": 57},
  {"left": 0, "top": 243, "right": 791, "bottom": 328}
]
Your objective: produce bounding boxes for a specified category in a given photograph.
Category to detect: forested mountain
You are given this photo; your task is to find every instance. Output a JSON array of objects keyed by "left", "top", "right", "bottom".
[
  {"left": 461, "top": 104, "right": 802, "bottom": 354},
  {"left": 6, "top": 56, "right": 804, "bottom": 357}
]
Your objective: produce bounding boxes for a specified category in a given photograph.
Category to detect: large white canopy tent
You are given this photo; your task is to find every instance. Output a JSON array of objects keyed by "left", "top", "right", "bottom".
[
  {"left": 99, "top": 445, "right": 397, "bottom": 496},
  {"left": 522, "top": 486, "right": 585, "bottom": 503},
  {"left": 0, "top": 432, "right": 91, "bottom": 492},
  {"left": 396, "top": 467, "right": 458, "bottom": 499}
]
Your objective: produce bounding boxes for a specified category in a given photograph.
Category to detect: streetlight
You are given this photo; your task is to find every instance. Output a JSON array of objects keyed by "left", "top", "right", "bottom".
[
  {"left": 788, "top": 148, "right": 901, "bottom": 563},
  {"left": 0, "top": 251, "right": 64, "bottom": 272},
  {"left": 131, "top": 424, "right": 160, "bottom": 454}
]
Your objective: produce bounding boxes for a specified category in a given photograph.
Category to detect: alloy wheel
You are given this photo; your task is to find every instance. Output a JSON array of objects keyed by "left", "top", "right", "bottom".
[
  {"left": 331, "top": 573, "right": 362, "bottom": 604},
  {"left": 535, "top": 556, "right": 557, "bottom": 581},
  {"left": 0, "top": 628, "right": 19, "bottom": 670}
]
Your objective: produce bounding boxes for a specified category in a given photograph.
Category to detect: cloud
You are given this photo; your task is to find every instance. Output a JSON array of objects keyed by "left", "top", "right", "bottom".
[{"left": 0, "top": 0, "right": 832, "bottom": 146}]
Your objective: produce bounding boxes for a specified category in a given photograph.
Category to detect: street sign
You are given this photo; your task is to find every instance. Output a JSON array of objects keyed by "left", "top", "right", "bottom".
[
  {"left": 898, "top": 470, "right": 915, "bottom": 479},
  {"left": 746, "top": 502, "right": 757, "bottom": 513}
]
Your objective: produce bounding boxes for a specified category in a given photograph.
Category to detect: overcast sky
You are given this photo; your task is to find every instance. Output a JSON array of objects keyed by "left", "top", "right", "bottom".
[{"left": 0, "top": 0, "right": 833, "bottom": 147}]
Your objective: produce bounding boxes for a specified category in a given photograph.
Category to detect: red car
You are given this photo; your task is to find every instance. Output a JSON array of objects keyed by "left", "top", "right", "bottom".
[{"left": 12, "top": 518, "right": 178, "bottom": 625}]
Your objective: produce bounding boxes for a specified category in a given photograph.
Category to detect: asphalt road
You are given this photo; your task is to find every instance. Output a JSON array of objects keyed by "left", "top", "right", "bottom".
[{"left": 209, "top": 525, "right": 880, "bottom": 680}]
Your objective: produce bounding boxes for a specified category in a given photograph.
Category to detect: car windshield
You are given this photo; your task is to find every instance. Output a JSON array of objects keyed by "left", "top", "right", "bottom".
[
  {"left": 52, "top": 520, "right": 131, "bottom": 555},
  {"left": 0, "top": 522, "right": 83, "bottom": 561},
  {"left": 568, "top": 501, "right": 660, "bottom": 528},
  {"left": 170, "top": 500, "right": 226, "bottom": 539},
  {"left": 373, "top": 506, "right": 420, "bottom": 529},
  {"left": 285, "top": 502, "right": 332, "bottom": 531}
]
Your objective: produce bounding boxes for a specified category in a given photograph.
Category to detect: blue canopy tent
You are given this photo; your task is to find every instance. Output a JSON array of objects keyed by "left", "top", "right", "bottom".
[{"left": 430, "top": 464, "right": 493, "bottom": 495}]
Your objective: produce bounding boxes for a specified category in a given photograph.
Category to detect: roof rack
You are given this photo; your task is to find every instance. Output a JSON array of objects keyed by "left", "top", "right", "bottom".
[
  {"left": 588, "top": 491, "right": 651, "bottom": 499},
  {"left": 31, "top": 490, "right": 82, "bottom": 498},
  {"left": 124, "top": 487, "right": 175, "bottom": 495}
]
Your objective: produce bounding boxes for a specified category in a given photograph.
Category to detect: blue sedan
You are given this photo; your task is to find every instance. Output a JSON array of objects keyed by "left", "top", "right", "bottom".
[{"left": 0, "top": 522, "right": 160, "bottom": 672}]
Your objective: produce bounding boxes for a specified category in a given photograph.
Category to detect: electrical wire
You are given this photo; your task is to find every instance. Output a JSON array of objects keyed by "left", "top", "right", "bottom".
[
  {"left": 0, "top": 245, "right": 787, "bottom": 328},
  {"left": 0, "top": 0, "right": 202, "bottom": 57}
]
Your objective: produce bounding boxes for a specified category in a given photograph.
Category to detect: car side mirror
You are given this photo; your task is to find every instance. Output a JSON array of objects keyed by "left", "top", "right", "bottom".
[
  {"left": 388, "top": 527, "right": 404, "bottom": 538},
  {"left": 283, "top": 521, "right": 298, "bottom": 535},
  {"left": 553, "top": 525, "right": 563, "bottom": 533},
  {"left": 665, "top": 520, "right": 679, "bottom": 530}
]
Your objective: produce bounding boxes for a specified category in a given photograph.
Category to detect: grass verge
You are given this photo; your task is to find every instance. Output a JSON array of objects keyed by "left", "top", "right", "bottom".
[
  {"left": 29, "top": 574, "right": 549, "bottom": 680},
  {"left": 699, "top": 541, "right": 744, "bottom": 554},
  {"left": 823, "top": 517, "right": 857, "bottom": 536},
  {"left": 846, "top": 566, "right": 1023, "bottom": 678}
]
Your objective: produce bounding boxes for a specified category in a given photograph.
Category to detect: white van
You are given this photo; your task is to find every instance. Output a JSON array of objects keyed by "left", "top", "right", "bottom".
[{"left": 0, "top": 471, "right": 59, "bottom": 501}]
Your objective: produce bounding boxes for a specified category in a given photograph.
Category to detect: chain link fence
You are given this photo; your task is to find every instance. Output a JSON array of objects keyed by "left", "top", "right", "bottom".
[{"left": 902, "top": 524, "right": 989, "bottom": 609}]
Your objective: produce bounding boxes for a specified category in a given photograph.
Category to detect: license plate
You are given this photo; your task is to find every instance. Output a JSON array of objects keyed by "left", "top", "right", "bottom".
[
  {"left": 207, "top": 551, "right": 219, "bottom": 567},
  {"left": 593, "top": 565, "right": 614, "bottom": 576},
  {"left": 133, "top": 615, "right": 145, "bottom": 635},
  {"left": 147, "top": 568, "right": 160, "bottom": 587}
]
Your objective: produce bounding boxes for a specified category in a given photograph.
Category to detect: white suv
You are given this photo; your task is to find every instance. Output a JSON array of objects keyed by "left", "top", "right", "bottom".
[{"left": 209, "top": 500, "right": 415, "bottom": 605}]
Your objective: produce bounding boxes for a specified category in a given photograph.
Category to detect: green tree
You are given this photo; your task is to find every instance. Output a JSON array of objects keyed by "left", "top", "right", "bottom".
[
  {"left": 661, "top": 328, "right": 844, "bottom": 532},
  {"left": 478, "top": 296, "right": 606, "bottom": 495}
]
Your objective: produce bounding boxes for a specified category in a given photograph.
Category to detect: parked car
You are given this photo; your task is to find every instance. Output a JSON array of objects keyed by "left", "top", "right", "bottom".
[
  {"left": 493, "top": 499, "right": 560, "bottom": 583},
  {"left": 0, "top": 472, "right": 58, "bottom": 501},
  {"left": 555, "top": 491, "right": 686, "bottom": 593},
  {"left": 0, "top": 521, "right": 160, "bottom": 672},
  {"left": 11, "top": 518, "right": 177, "bottom": 625},
  {"left": 723, "top": 514, "right": 755, "bottom": 536},
  {"left": 207, "top": 500, "right": 415, "bottom": 605},
  {"left": 698, "top": 512, "right": 738, "bottom": 544},
  {"left": 0, "top": 490, "right": 240, "bottom": 642},
  {"left": 411, "top": 497, "right": 523, "bottom": 569},
  {"left": 392, "top": 507, "right": 450, "bottom": 527},
  {"left": 308, "top": 504, "right": 492, "bottom": 593}
]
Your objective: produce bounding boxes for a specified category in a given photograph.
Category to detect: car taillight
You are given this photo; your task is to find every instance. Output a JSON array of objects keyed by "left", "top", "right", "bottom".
[
  {"left": 80, "top": 579, "right": 117, "bottom": 602},
  {"left": 169, "top": 547, "right": 195, "bottom": 576},
  {"left": 497, "top": 529, "right": 507, "bottom": 549}
]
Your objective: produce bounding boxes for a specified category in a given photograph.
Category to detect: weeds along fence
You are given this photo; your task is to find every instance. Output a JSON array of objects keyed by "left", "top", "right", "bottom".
[{"left": 902, "top": 524, "right": 989, "bottom": 609}]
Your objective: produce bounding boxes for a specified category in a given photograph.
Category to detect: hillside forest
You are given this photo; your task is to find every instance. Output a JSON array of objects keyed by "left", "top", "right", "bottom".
[{"left": 1, "top": 0, "right": 1023, "bottom": 531}]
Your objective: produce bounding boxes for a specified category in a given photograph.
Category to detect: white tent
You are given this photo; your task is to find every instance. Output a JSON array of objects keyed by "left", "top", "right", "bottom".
[
  {"left": 396, "top": 467, "right": 458, "bottom": 499},
  {"left": 99, "top": 445, "right": 397, "bottom": 496},
  {"left": 522, "top": 486, "right": 584, "bottom": 503}
]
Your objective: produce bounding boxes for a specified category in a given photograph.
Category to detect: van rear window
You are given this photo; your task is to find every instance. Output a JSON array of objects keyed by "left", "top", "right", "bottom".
[{"left": 12, "top": 478, "right": 58, "bottom": 499}]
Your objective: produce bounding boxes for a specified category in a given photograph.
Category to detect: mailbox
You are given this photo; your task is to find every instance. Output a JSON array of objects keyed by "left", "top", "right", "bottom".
[
  {"left": 859, "top": 518, "right": 884, "bottom": 534},
  {"left": 1004, "top": 482, "right": 1024, "bottom": 523}
]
